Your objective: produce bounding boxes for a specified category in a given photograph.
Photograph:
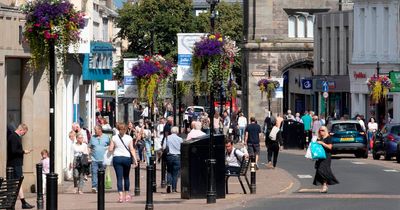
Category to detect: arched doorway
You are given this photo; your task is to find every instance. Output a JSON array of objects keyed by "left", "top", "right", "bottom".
[{"left": 281, "top": 58, "right": 313, "bottom": 114}]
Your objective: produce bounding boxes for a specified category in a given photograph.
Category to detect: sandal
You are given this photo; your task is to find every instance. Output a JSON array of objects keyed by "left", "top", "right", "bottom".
[
  {"left": 118, "top": 196, "right": 124, "bottom": 203},
  {"left": 125, "top": 194, "right": 132, "bottom": 202},
  {"left": 320, "top": 185, "right": 328, "bottom": 193}
]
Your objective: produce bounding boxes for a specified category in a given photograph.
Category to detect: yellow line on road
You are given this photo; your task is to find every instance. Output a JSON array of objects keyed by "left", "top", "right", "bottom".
[{"left": 279, "top": 182, "right": 293, "bottom": 193}]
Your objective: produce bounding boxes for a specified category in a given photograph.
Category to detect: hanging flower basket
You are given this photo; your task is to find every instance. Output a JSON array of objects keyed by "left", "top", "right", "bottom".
[
  {"left": 192, "top": 33, "right": 239, "bottom": 95},
  {"left": 131, "top": 55, "right": 174, "bottom": 105},
  {"left": 258, "top": 78, "right": 280, "bottom": 99},
  {"left": 367, "top": 74, "right": 393, "bottom": 104},
  {"left": 22, "top": 0, "right": 85, "bottom": 70}
]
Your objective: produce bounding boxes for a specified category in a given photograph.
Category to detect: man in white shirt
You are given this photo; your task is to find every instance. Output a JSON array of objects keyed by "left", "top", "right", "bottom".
[
  {"left": 225, "top": 139, "right": 248, "bottom": 174},
  {"left": 357, "top": 115, "right": 366, "bottom": 131},
  {"left": 186, "top": 121, "right": 206, "bottom": 141}
]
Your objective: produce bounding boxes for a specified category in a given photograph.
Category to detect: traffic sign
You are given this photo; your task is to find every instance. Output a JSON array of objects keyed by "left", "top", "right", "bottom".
[
  {"left": 322, "top": 81, "right": 329, "bottom": 92},
  {"left": 302, "top": 79, "right": 313, "bottom": 90},
  {"left": 323, "top": 92, "right": 329, "bottom": 99}
]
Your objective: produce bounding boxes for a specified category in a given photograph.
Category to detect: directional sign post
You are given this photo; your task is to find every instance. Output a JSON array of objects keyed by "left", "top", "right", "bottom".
[{"left": 322, "top": 81, "right": 329, "bottom": 92}]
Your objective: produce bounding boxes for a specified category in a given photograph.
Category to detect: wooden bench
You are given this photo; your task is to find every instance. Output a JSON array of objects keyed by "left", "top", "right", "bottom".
[
  {"left": 225, "top": 159, "right": 250, "bottom": 194},
  {"left": 0, "top": 176, "right": 24, "bottom": 210}
]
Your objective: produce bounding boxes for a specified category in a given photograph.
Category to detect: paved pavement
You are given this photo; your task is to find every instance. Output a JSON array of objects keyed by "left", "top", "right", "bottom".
[{"left": 16, "top": 147, "right": 296, "bottom": 210}]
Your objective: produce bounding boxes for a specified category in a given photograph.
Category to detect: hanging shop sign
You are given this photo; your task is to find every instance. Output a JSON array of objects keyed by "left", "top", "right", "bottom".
[
  {"left": 389, "top": 71, "right": 400, "bottom": 92},
  {"left": 83, "top": 41, "right": 115, "bottom": 80},
  {"left": 176, "top": 33, "right": 206, "bottom": 81}
]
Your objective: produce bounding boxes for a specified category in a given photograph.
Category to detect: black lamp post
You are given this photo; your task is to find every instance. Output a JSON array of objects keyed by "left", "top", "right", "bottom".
[
  {"left": 229, "top": 72, "right": 234, "bottom": 120},
  {"left": 173, "top": 71, "right": 177, "bottom": 126},
  {"left": 206, "top": 0, "right": 219, "bottom": 204},
  {"left": 267, "top": 65, "right": 272, "bottom": 113},
  {"left": 47, "top": 39, "right": 58, "bottom": 210}
]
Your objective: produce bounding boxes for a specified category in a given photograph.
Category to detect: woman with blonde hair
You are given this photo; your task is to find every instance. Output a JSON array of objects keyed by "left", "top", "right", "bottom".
[
  {"left": 109, "top": 123, "right": 138, "bottom": 202},
  {"left": 313, "top": 126, "right": 339, "bottom": 193}
]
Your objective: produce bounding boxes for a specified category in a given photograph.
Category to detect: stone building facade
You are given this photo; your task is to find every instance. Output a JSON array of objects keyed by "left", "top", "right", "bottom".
[
  {"left": 242, "top": 0, "right": 353, "bottom": 121},
  {"left": 0, "top": 2, "right": 49, "bottom": 191}
]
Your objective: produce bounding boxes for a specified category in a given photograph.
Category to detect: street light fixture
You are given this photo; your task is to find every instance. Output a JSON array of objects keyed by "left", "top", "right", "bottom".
[{"left": 206, "top": 0, "right": 219, "bottom": 205}]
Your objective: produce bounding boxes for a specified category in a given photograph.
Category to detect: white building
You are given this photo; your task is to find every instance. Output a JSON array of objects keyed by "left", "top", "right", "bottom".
[{"left": 349, "top": 0, "right": 400, "bottom": 123}]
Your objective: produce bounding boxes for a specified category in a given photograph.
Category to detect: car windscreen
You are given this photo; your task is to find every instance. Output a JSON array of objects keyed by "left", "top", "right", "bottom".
[
  {"left": 331, "top": 123, "right": 362, "bottom": 132},
  {"left": 391, "top": 125, "right": 400, "bottom": 135},
  {"left": 193, "top": 108, "right": 204, "bottom": 112}
]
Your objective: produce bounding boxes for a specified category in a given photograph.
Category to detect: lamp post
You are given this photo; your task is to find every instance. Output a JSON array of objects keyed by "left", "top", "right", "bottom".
[
  {"left": 229, "top": 72, "right": 234, "bottom": 120},
  {"left": 206, "top": 0, "right": 219, "bottom": 204},
  {"left": 173, "top": 71, "right": 177, "bottom": 126},
  {"left": 266, "top": 65, "right": 272, "bottom": 114}
]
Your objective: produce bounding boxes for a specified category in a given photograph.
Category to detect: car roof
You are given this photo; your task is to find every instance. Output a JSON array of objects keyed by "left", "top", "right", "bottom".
[
  {"left": 187, "top": 106, "right": 205, "bottom": 109},
  {"left": 329, "top": 120, "right": 360, "bottom": 124}
]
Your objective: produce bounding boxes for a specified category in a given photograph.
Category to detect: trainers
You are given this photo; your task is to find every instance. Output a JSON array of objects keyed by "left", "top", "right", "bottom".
[
  {"left": 166, "top": 185, "right": 171, "bottom": 193},
  {"left": 266, "top": 162, "right": 274, "bottom": 169},
  {"left": 91, "top": 188, "right": 97, "bottom": 193},
  {"left": 22, "top": 202, "right": 35, "bottom": 209}
]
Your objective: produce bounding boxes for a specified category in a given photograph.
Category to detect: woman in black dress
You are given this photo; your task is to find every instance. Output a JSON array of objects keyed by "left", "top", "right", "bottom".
[{"left": 313, "top": 126, "right": 339, "bottom": 193}]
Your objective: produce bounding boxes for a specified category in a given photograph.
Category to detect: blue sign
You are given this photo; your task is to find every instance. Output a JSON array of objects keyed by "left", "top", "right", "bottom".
[
  {"left": 322, "top": 81, "right": 329, "bottom": 92},
  {"left": 83, "top": 41, "right": 115, "bottom": 81},
  {"left": 178, "top": 54, "right": 192, "bottom": 66},
  {"left": 124, "top": 76, "right": 137, "bottom": 85},
  {"left": 302, "top": 79, "right": 313, "bottom": 90}
]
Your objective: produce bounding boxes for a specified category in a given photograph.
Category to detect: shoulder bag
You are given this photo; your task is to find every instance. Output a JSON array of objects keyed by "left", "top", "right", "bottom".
[{"left": 118, "top": 135, "right": 135, "bottom": 164}]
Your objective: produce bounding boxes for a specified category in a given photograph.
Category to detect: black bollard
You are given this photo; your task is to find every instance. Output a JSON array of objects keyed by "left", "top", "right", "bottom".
[
  {"left": 206, "top": 159, "right": 217, "bottom": 204},
  {"left": 46, "top": 173, "right": 58, "bottom": 210},
  {"left": 145, "top": 157, "right": 154, "bottom": 210},
  {"left": 6, "top": 167, "right": 14, "bottom": 180},
  {"left": 98, "top": 168, "right": 105, "bottom": 210},
  {"left": 250, "top": 156, "right": 256, "bottom": 194},
  {"left": 36, "top": 164, "right": 44, "bottom": 209},
  {"left": 160, "top": 156, "right": 166, "bottom": 188},
  {"left": 134, "top": 160, "right": 140, "bottom": 196},
  {"left": 152, "top": 156, "right": 157, "bottom": 192}
]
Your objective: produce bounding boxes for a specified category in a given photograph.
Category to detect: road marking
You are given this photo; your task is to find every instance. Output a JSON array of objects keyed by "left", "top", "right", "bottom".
[
  {"left": 298, "top": 188, "right": 320, "bottom": 193},
  {"left": 383, "top": 169, "right": 399, "bottom": 173},
  {"left": 279, "top": 182, "right": 293, "bottom": 193},
  {"left": 351, "top": 161, "right": 367, "bottom": 165},
  {"left": 297, "top": 174, "right": 313, "bottom": 179}
]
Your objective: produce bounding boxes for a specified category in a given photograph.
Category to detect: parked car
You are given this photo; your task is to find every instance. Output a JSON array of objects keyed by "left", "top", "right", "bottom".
[
  {"left": 183, "top": 106, "right": 205, "bottom": 122},
  {"left": 372, "top": 123, "right": 400, "bottom": 161},
  {"left": 327, "top": 120, "right": 368, "bottom": 158}
]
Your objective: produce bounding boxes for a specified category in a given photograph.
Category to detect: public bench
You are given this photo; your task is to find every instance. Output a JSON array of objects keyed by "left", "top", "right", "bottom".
[
  {"left": 0, "top": 176, "right": 24, "bottom": 210},
  {"left": 225, "top": 158, "right": 250, "bottom": 194}
]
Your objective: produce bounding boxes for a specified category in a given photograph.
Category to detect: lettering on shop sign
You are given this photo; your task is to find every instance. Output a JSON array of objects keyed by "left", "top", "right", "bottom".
[
  {"left": 353, "top": 72, "right": 366, "bottom": 79},
  {"left": 252, "top": 71, "right": 266, "bottom": 76}
]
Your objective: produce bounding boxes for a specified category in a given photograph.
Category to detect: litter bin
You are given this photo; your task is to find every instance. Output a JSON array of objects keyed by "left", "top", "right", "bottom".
[
  {"left": 181, "top": 134, "right": 225, "bottom": 199},
  {"left": 282, "top": 120, "right": 305, "bottom": 149}
]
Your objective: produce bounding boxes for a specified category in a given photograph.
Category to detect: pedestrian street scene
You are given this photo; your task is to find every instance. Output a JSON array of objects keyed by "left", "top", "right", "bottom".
[{"left": 1, "top": 0, "right": 400, "bottom": 210}]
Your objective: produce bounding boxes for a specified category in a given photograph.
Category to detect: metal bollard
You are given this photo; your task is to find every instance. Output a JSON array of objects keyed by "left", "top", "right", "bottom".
[
  {"left": 97, "top": 168, "right": 105, "bottom": 210},
  {"left": 145, "top": 157, "right": 154, "bottom": 210},
  {"left": 160, "top": 156, "right": 166, "bottom": 188},
  {"left": 152, "top": 156, "right": 157, "bottom": 192},
  {"left": 134, "top": 160, "right": 140, "bottom": 196},
  {"left": 36, "top": 164, "right": 44, "bottom": 209},
  {"left": 46, "top": 173, "right": 58, "bottom": 210},
  {"left": 6, "top": 167, "right": 14, "bottom": 180},
  {"left": 250, "top": 156, "right": 256, "bottom": 194}
]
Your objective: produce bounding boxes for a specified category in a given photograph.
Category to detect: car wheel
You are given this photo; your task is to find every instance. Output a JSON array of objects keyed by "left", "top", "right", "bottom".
[
  {"left": 372, "top": 152, "right": 381, "bottom": 160},
  {"left": 397, "top": 154, "right": 400, "bottom": 163},
  {"left": 362, "top": 151, "right": 368, "bottom": 159},
  {"left": 355, "top": 152, "right": 362, "bottom": 158}
]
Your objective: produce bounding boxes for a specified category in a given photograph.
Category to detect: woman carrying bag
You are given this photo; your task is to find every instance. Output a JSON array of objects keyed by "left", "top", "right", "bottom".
[
  {"left": 266, "top": 116, "right": 283, "bottom": 169},
  {"left": 109, "top": 123, "right": 138, "bottom": 203},
  {"left": 313, "top": 126, "right": 339, "bottom": 193}
]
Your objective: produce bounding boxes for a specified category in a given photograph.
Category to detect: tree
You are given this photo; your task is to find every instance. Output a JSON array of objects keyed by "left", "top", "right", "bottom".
[{"left": 116, "top": 0, "right": 196, "bottom": 60}]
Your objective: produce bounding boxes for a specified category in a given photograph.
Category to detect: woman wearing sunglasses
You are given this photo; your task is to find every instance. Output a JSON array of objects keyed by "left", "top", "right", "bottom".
[{"left": 313, "top": 126, "right": 339, "bottom": 193}]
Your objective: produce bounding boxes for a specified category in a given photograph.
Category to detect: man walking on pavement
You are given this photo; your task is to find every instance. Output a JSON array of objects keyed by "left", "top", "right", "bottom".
[
  {"left": 7, "top": 123, "right": 35, "bottom": 209},
  {"left": 244, "top": 117, "right": 262, "bottom": 170},
  {"left": 88, "top": 125, "right": 110, "bottom": 193},
  {"left": 301, "top": 111, "right": 312, "bottom": 148}
]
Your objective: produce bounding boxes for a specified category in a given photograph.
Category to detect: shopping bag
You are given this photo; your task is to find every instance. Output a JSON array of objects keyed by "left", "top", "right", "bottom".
[
  {"left": 103, "top": 150, "right": 113, "bottom": 166},
  {"left": 305, "top": 146, "right": 312, "bottom": 159},
  {"left": 310, "top": 141, "right": 326, "bottom": 160},
  {"left": 63, "top": 168, "right": 73, "bottom": 181},
  {"left": 105, "top": 167, "right": 112, "bottom": 189}
]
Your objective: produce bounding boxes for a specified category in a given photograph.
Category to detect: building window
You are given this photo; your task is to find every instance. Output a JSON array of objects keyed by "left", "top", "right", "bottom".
[
  {"left": 288, "top": 14, "right": 314, "bottom": 38},
  {"left": 102, "top": 18, "right": 108, "bottom": 42}
]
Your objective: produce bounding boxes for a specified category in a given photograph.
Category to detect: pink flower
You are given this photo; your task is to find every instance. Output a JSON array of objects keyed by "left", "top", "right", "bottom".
[
  {"left": 34, "top": 23, "right": 40, "bottom": 27},
  {"left": 28, "top": 28, "right": 33, "bottom": 32},
  {"left": 44, "top": 30, "right": 52, "bottom": 40}
]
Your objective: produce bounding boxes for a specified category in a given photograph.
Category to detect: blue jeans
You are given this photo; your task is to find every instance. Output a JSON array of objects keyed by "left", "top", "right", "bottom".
[
  {"left": 91, "top": 161, "right": 104, "bottom": 189},
  {"left": 239, "top": 127, "right": 246, "bottom": 141},
  {"left": 144, "top": 138, "right": 152, "bottom": 165},
  {"left": 112, "top": 156, "right": 131, "bottom": 192},
  {"left": 166, "top": 155, "right": 181, "bottom": 191}
]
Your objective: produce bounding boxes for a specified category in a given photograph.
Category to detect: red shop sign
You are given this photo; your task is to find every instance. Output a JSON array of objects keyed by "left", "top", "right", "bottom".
[{"left": 354, "top": 72, "right": 366, "bottom": 79}]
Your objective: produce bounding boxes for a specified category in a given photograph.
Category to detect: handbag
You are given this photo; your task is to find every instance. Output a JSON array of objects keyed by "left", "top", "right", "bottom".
[
  {"left": 310, "top": 141, "right": 326, "bottom": 160},
  {"left": 269, "top": 126, "right": 280, "bottom": 141},
  {"left": 305, "top": 146, "right": 312, "bottom": 159},
  {"left": 103, "top": 150, "right": 113, "bottom": 166},
  {"left": 118, "top": 135, "right": 135, "bottom": 164}
]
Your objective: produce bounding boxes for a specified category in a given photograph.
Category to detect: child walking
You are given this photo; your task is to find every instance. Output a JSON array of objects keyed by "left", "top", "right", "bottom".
[{"left": 40, "top": 149, "right": 50, "bottom": 194}]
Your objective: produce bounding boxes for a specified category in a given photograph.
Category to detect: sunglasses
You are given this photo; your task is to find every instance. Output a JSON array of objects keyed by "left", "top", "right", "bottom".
[{"left": 319, "top": 130, "right": 326, "bottom": 132}]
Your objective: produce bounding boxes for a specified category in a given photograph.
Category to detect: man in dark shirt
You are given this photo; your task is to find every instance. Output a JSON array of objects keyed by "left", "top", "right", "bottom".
[
  {"left": 244, "top": 117, "right": 262, "bottom": 169},
  {"left": 7, "top": 123, "right": 35, "bottom": 209}
]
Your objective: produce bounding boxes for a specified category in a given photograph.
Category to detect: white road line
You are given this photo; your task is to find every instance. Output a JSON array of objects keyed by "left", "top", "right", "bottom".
[
  {"left": 352, "top": 161, "right": 367, "bottom": 165},
  {"left": 279, "top": 182, "right": 294, "bottom": 193},
  {"left": 297, "top": 174, "right": 313, "bottom": 179},
  {"left": 383, "top": 169, "right": 399, "bottom": 173}
]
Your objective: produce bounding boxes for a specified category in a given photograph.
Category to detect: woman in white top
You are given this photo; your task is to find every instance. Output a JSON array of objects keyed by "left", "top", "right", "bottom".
[
  {"left": 155, "top": 118, "right": 165, "bottom": 161},
  {"left": 70, "top": 133, "right": 89, "bottom": 194},
  {"left": 143, "top": 120, "right": 153, "bottom": 165},
  {"left": 109, "top": 123, "right": 138, "bottom": 203},
  {"left": 367, "top": 117, "right": 378, "bottom": 150},
  {"left": 237, "top": 113, "right": 247, "bottom": 143}
]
